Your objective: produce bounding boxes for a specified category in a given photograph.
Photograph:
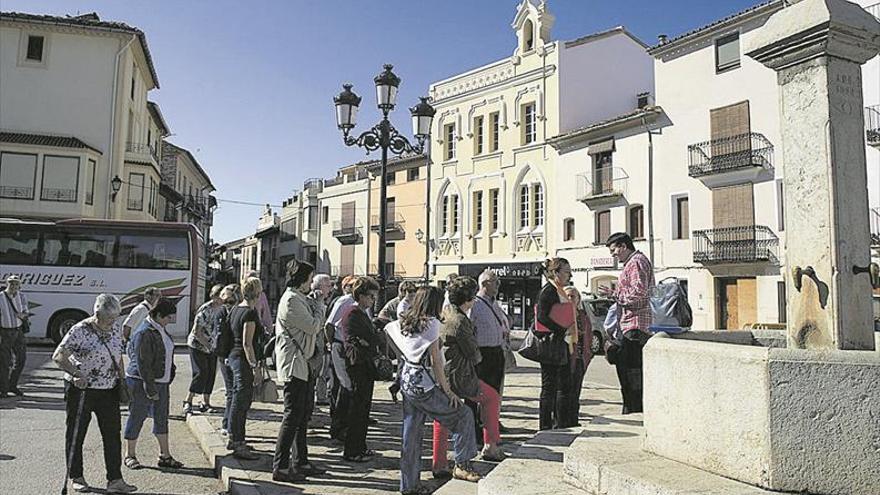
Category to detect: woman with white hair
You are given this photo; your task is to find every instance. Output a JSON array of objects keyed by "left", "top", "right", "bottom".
[{"left": 53, "top": 294, "right": 137, "bottom": 494}]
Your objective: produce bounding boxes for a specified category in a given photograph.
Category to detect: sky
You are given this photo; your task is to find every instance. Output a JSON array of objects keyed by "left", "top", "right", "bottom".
[{"left": 2, "top": 0, "right": 763, "bottom": 243}]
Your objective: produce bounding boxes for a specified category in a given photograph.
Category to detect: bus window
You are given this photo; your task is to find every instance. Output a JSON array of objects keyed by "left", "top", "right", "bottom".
[
  {"left": 43, "top": 232, "right": 115, "bottom": 267},
  {"left": 0, "top": 228, "right": 40, "bottom": 265},
  {"left": 117, "top": 234, "right": 189, "bottom": 270}
]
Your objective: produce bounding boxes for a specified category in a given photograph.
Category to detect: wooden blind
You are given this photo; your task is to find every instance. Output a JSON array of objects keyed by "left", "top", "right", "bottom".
[
  {"left": 341, "top": 201, "right": 355, "bottom": 229},
  {"left": 340, "top": 244, "right": 355, "bottom": 276},
  {"left": 713, "top": 183, "right": 754, "bottom": 228},
  {"left": 677, "top": 197, "right": 690, "bottom": 239},
  {"left": 386, "top": 198, "right": 395, "bottom": 225},
  {"left": 710, "top": 101, "right": 751, "bottom": 157},
  {"left": 596, "top": 210, "right": 611, "bottom": 244}
]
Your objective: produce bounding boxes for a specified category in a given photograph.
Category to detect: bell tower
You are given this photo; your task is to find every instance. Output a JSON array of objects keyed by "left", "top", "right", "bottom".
[{"left": 512, "top": 0, "right": 554, "bottom": 55}]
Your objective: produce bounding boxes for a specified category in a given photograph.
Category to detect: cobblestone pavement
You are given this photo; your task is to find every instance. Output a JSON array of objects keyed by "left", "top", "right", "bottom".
[
  {"left": 188, "top": 351, "right": 623, "bottom": 495},
  {"left": 0, "top": 348, "right": 223, "bottom": 495}
]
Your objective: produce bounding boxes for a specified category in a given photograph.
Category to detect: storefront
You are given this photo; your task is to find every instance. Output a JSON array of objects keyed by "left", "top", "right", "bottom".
[{"left": 459, "top": 262, "right": 543, "bottom": 331}]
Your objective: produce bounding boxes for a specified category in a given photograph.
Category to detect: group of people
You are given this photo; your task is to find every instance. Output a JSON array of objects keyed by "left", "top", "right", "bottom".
[{"left": 38, "top": 229, "right": 651, "bottom": 494}]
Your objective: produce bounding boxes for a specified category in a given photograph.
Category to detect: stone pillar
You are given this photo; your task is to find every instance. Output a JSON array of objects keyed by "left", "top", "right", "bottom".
[{"left": 746, "top": 0, "right": 880, "bottom": 350}]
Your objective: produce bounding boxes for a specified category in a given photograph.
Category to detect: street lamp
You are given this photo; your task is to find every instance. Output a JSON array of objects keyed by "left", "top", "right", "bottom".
[
  {"left": 110, "top": 175, "right": 122, "bottom": 201},
  {"left": 334, "top": 64, "right": 435, "bottom": 305}
]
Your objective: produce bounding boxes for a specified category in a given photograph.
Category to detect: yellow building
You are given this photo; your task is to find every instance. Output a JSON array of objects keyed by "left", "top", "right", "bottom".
[{"left": 427, "top": 0, "right": 653, "bottom": 329}]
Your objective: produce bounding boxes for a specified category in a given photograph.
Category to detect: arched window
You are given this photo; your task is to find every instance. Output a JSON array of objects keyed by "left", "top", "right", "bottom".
[
  {"left": 440, "top": 196, "right": 449, "bottom": 236},
  {"left": 523, "top": 19, "right": 535, "bottom": 51},
  {"left": 519, "top": 185, "right": 530, "bottom": 229},
  {"left": 451, "top": 194, "right": 460, "bottom": 234},
  {"left": 563, "top": 218, "right": 575, "bottom": 242},
  {"left": 532, "top": 183, "right": 544, "bottom": 227}
]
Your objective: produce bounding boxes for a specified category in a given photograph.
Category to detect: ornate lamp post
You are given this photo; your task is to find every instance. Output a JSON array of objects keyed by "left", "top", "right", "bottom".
[{"left": 334, "top": 64, "right": 435, "bottom": 305}]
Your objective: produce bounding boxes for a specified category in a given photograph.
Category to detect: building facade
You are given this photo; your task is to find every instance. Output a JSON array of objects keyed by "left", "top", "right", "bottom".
[
  {"left": 159, "top": 141, "right": 216, "bottom": 246},
  {"left": 427, "top": 0, "right": 654, "bottom": 330},
  {"left": 316, "top": 164, "right": 371, "bottom": 278}
]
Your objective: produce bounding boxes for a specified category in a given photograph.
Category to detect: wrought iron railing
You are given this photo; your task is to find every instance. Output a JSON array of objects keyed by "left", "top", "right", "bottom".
[
  {"left": 41, "top": 188, "right": 77, "bottom": 202},
  {"left": 576, "top": 166, "right": 628, "bottom": 201},
  {"left": 688, "top": 132, "right": 774, "bottom": 177},
  {"left": 370, "top": 212, "right": 406, "bottom": 231},
  {"left": 865, "top": 105, "right": 880, "bottom": 146},
  {"left": 368, "top": 263, "right": 406, "bottom": 277},
  {"left": 0, "top": 186, "right": 34, "bottom": 199},
  {"left": 330, "top": 265, "right": 364, "bottom": 277},
  {"left": 693, "top": 225, "right": 779, "bottom": 264},
  {"left": 871, "top": 207, "right": 880, "bottom": 247},
  {"left": 303, "top": 178, "right": 323, "bottom": 193},
  {"left": 332, "top": 220, "right": 363, "bottom": 240},
  {"left": 125, "top": 141, "right": 159, "bottom": 162}
]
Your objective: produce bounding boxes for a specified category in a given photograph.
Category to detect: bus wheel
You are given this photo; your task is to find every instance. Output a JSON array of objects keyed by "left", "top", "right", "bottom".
[{"left": 49, "top": 310, "right": 88, "bottom": 343}]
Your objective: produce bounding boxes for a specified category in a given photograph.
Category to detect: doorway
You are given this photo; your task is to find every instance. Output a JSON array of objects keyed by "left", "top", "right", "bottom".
[{"left": 717, "top": 277, "right": 757, "bottom": 330}]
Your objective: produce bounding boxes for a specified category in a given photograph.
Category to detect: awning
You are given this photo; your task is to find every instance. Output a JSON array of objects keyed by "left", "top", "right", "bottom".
[{"left": 587, "top": 138, "right": 615, "bottom": 155}]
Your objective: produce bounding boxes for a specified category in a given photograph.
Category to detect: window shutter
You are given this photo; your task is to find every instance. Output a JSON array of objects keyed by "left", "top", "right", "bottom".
[
  {"left": 712, "top": 183, "right": 754, "bottom": 228},
  {"left": 710, "top": 101, "right": 751, "bottom": 157},
  {"left": 341, "top": 201, "right": 356, "bottom": 229}
]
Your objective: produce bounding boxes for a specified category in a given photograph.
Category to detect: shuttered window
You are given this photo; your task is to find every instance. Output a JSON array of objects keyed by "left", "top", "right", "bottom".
[
  {"left": 675, "top": 196, "right": 690, "bottom": 239},
  {"left": 713, "top": 183, "right": 754, "bottom": 228},
  {"left": 710, "top": 101, "right": 751, "bottom": 158},
  {"left": 595, "top": 210, "right": 611, "bottom": 245},
  {"left": 629, "top": 205, "right": 644, "bottom": 239},
  {"left": 715, "top": 33, "right": 740, "bottom": 72}
]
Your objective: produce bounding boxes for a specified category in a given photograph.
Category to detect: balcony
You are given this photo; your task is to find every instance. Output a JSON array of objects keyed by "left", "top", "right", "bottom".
[
  {"left": 371, "top": 212, "right": 406, "bottom": 233},
  {"left": 688, "top": 132, "right": 774, "bottom": 187},
  {"left": 369, "top": 263, "right": 406, "bottom": 279},
  {"left": 0, "top": 186, "right": 34, "bottom": 199},
  {"left": 693, "top": 225, "right": 779, "bottom": 265},
  {"left": 125, "top": 141, "right": 159, "bottom": 164},
  {"left": 866, "top": 105, "right": 880, "bottom": 148},
  {"left": 303, "top": 178, "right": 323, "bottom": 195},
  {"left": 41, "top": 188, "right": 77, "bottom": 202},
  {"left": 332, "top": 220, "right": 363, "bottom": 244},
  {"left": 330, "top": 265, "right": 364, "bottom": 277},
  {"left": 127, "top": 198, "right": 144, "bottom": 211},
  {"left": 576, "top": 166, "right": 628, "bottom": 209}
]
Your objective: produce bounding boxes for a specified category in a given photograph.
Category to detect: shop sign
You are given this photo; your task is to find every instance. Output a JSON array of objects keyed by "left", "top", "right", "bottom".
[
  {"left": 591, "top": 257, "right": 618, "bottom": 269},
  {"left": 460, "top": 262, "right": 543, "bottom": 278}
]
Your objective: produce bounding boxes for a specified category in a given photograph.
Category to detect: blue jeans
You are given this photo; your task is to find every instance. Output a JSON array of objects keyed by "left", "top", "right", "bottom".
[
  {"left": 220, "top": 359, "right": 233, "bottom": 430},
  {"left": 227, "top": 351, "right": 253, "bottom": 443},
  {"left": 124, "top": 378, "right": 170, "bottom": 438},
  {"left": 400, "top": 386, "right": 476, "bottom": 492}
]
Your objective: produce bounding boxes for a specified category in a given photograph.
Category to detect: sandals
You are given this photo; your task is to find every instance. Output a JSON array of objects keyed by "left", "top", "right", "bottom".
[
  {"left": 158, "top": 455, "right": 184, "bottom": 469},
  {"left": 123, "top": 456, "right": 142, "bottom": 470}
]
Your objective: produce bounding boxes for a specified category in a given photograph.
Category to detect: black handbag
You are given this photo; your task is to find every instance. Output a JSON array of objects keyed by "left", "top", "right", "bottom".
[
  {"left": 95, "top": 328, "right": 130, "bottom": 404},
  {"left": 518, "top": 328, "right": 567, "bottom": 366}
]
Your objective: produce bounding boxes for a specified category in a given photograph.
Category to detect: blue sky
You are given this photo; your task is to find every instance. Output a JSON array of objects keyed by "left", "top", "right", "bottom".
[{"left": 3, "top": 0, "right": 761, "bottom": 243}]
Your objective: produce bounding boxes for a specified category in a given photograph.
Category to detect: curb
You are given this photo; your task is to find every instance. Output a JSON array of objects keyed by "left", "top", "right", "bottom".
[{"left": 185, "top": 414, "right": 263, "bottom": 495}]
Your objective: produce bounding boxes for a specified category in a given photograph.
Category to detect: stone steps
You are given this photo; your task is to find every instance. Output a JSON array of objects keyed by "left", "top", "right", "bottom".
[
  {"left": 562, "top": 414, "right": 776, "bottom": 495},
  {"left": 478, "top": 428, "right": 588, "bottom": 495}
]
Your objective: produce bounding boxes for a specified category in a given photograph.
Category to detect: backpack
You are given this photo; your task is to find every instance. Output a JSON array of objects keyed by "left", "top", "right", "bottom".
[
  {"left": 650, "top": 277, "right": 693, "bottom": 328},
  {"left": 214, "top": 306, "right": 234, "bottom": 359}
]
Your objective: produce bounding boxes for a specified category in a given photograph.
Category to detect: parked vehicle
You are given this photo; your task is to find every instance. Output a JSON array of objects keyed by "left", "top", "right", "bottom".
[{"left": 581, "top": 295, "right": 613, "bottom": 356}]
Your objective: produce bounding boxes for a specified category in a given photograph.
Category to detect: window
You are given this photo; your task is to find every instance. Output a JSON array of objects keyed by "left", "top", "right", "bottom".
[
  {"left": 42, "top": 231, "right": 115, "bottom": 267},
  {"left": 490, "top": 112, "right": 500, "bottom": 152},
  {"left": 564, "top": 218, "right": 575, "bottom": 242},
  {"left": 0, "top": 152, "right": 38, "bottom": 199},
  {"left": 407, "top": 167, "right": 420, "bottom": 181},
  {"left": 148, "top": 177, "right": 157, "bottom": 217},
  {"left": 532, "top": 183, "right": 544, "bottom": 227},
  {"left": 444, "top": 123, "right": 456, "bottom": 160},
  {"left": 386, "top": 171, "right": 396, "bottom": 185},
  {"left": 629, "top": 205, "right": 644, "bottom": 239},
  {"left": 777, "top": 281, "right": 787, "bottom": 324},
  {"left": 441, "top": 196, "right": 449, "bottom": 236},
  {"left": 595, "top": 210, "right": 611, "bottom": 245},
  {"left": 41, "top": 155, "right": 80, "bottom": 202},
  {"left": 592, "top": 151, "right": 614, "bottom": 195},
  {"left": 0, "top": 228, "right": 40, "bottom": 265},
  {"left": 117, "top": 234, "right": 190, "bottom": 269},
  {"left": 131, "top": 64, "right": 136, "bottom": 100},
  {"left": 776, "top": 179, "right": 784, "bottom": 232},
  {"left": 523, "top": 19, "right": 534, "bottom": 51},
  {"left": 473, "top": 191, "right": 484, "bottom": 234},
  {"left": 451, "top": 195, "right": 459, "bottom": 234},
  {"left": 474, "top": 116, "right": 485, "bottom": 155},
  {"left": 490, "top": 188, "right": 499, "bottom": 233},
  {"left": 127, "top": 172, "right": 144, "bottom": 210},
  {"left": 322, "top": 206, "right": 329, "bottom": 224},
  {"left": 386, "top": 242, "right": 396, "bottom": 276},
  {"left": 281, "top": 219, "right": 297, "bottom": 241},
  {"left": 308, "top": 206, "right": 318, "bottom": 230},
  {"left": 519, "top": 185, "right": 530, "bottom": 229},
  {"left": 522, "top": 103, "right": 536, "bottom": 144},
  {"left": 674, "top": 195, "right": 690, "bottom": 239},
  {"left": 715, "top": 33, "right": 740, "bottom": 72},
  {"left": 26, "top": 35, "right": 44, "bottom": 61},
  {"left": 84, "top": 159, "right": 96, "bottom": 205}
]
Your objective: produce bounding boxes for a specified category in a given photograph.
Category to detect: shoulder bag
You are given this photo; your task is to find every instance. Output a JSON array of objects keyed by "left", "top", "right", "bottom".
[
  {"left": 92, "top": 325, "right": 130, "bottom": 404},
  {"left": 476, "top": 296, "right": 517, "bottom": 371},
  {"left": 4, "top": 292, "right": 29, "bottom": 334},
  {"left": 517, "top": 308, "right": 568, "bottom": 366},
  {"left": 253, "top": 360, "right": 278, "bottom": 403}
]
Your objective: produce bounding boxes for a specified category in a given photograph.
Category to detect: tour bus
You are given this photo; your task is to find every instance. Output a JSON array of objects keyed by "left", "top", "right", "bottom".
[{"left": 0, "top": 218, "right": 205, "bottom": 343}]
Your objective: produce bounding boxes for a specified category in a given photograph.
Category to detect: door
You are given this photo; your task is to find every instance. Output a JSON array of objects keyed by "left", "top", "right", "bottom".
[
  {"left": 717, "top": 277, "right": 757, "bottom": 330},
  {"left": 340, "top": 244, "right": 355, "bottom": 276}
]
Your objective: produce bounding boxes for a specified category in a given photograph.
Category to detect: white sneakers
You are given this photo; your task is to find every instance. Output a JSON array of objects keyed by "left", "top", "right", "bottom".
[
  {"left": 106, "top": 478, "right": 137, "bottom": 493},
  {"left": 70, "top": 477, "right": 89, "bottom": 493}
]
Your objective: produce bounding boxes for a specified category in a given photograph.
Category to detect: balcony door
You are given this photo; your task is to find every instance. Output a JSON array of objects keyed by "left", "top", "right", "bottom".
[
  {"left": 710, "top": 101, "right": 751, "bottom": 160},
  {"left": 341, "top": 201, "right": 356, "bottom": 230},
  {"left": 712, "top": 183, "right": 755, "bottom": 261},
  {"left": 340, "top": 244, "right": 355, "bottom": 277},
  {"left": 717, "top": 277, "right": 757, "bottom": 330}
]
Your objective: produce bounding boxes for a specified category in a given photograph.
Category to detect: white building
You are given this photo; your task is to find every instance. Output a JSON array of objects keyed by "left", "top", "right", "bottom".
[
  {"left": 427, "top": 0, "right": 654, "bottom": 330},
  {"left": 0, "top": 12, "right": 162, "bottom": 221},
  {"left": 551, "top": 0, "right": 880, "bottom": 329},
  {"left": 316, "top": 164, "right": 371, "bottom": 277}
]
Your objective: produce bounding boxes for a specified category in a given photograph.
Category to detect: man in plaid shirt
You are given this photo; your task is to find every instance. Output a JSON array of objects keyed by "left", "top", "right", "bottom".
[{"left": 599, "top": 232, "right": 654, "bottom": 414}]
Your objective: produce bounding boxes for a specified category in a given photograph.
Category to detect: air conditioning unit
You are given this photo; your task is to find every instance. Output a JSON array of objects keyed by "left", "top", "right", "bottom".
[{"left": 637, "top": 92, "right": 654, "bottom": 109}]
